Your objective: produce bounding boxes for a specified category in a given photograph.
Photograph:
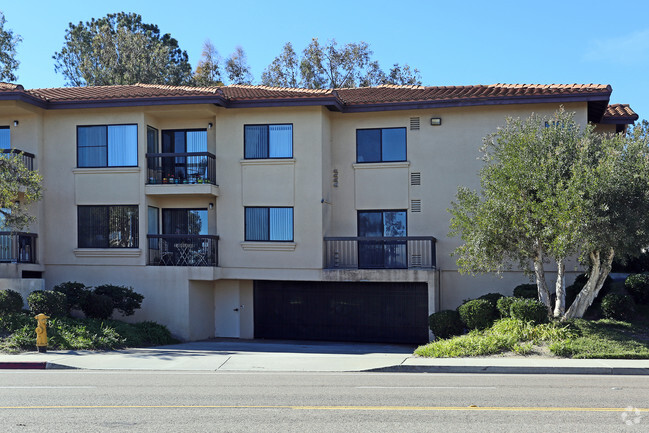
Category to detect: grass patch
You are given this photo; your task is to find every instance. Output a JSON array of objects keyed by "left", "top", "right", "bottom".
[
  {"left": 549, "top": 319, "right": 649, "bottom": 359},
  {"left": 415, "top": 318, "right": 574, "bottom": 358},
  {"left": 415, "top": 314, "right": 649, "bottom": 359},
  {"left": 0, "top": 312, "right": 178, "bottom": 353}
]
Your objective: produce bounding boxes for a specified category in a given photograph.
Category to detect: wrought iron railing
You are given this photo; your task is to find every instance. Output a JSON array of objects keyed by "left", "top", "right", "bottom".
[
  {"left": 323, "top": 236, "right": 436, "bottom": 270},
  {"left": 147, "top": 234, "right": 218, "bottom": 266},
  {"left": 0, "top": 149, "right": 35, "bottom": 171},
  {"left": 146, "top": 152, "right": 216, "bottom": 185},
  {"left": 0, "top": 232, "right": 37, "bottom": 263}
]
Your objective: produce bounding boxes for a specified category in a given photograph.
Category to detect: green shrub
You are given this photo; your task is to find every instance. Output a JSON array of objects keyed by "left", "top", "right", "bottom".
[
  {"left": 428, "top": 310, "right": 464, "bottom": 339},
  {"left": 625, "top": 274, "right": 649, "bottom": 305},
  {"left": 478, "top": 292, "right": 505, "bottom": 308},
  {"left": 93, "top": 285, "right": 144, "bottom": 316},
  {"left": 132, "top": 321, "right": 175, "bottom": 346},
  {"left": 496, "top": 296, "right": 518, "bottom": 318},
  {"left": 513, "top": 284, "right": 537, "bottom": 299},
  {"left": 510, "top": 298, "right": 548, "bottom": 324},
  {"left": 27, "top": 291, "right": 68, "bottom": 317},
  {"left": 53, "top": 281, "right": 90, "bottom": 313},
  {"left": 457, "top": 299, "right": 496, "bottom": 330},
  {"left": 81, "top": 293, "right": 114, "bottom": 319},
  {"left": 601, "top": 294, "right": 635, "bottom": 321},
  {"left": 0, "top": 289, "right": 24, "bottom": 314}
]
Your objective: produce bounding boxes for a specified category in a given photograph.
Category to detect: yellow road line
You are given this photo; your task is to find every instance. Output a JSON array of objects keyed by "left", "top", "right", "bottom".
[{"left": 0, "top": 405, "right": 648, "bottom": 412}]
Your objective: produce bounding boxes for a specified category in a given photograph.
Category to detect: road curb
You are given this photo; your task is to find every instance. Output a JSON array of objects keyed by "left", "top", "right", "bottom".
[
  {"left": 366, "top": 365, "right": 649, "bottom": 375},
  {"left": 0, "top": 362, "right": 47, "bottom": 370}
]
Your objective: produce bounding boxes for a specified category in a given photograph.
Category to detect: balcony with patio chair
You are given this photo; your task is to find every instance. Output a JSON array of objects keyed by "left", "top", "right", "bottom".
[
  {"left": 147, "top": 234, "right": 218, "bottom": 267},
  {"left": 0, "top": 232, "right": 37, "bottom": 264}
]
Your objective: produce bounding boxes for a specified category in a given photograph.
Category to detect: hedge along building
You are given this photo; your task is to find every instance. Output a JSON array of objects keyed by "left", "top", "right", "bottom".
[{"left": 0, "top": 82, "right": 638, "bottom": 343}]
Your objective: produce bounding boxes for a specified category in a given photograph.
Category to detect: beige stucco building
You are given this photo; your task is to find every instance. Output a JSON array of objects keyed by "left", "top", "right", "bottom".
[{"left": 0, "top": 82, "right": 638, "bottom": 343}]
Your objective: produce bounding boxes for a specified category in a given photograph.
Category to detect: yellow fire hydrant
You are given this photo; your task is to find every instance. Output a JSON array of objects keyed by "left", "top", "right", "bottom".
[{"left": 35, "top": 313, "right": 49, "bottom": 353}]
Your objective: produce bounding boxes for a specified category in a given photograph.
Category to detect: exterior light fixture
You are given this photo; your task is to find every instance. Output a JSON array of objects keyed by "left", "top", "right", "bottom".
[
  {"left": 209, "top": 203, "right": 214, "bottom": 209},
  {"left": 13, "top": 120, "right": 18, "bottom": 126},
  {"left": 430, "top": 118, "right": 442, "bottom": 126},
  {"left": 208, "top": 123, "right": 213, "bottom": 129}
]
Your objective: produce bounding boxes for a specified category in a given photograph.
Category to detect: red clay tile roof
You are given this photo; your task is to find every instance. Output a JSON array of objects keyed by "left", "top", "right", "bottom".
[
  {"left": 28, "top": 84, "right": 221, "bottom": 101},
  {"left": 0, "top": 83, "right": 23, "bottom": 92},
  {"left": 336, "top": 84, "right": 611, "bottom": 105},
  {"left": 0, "top": 82, "right": 625, "bottom": 121},
  {"left": 15, "top": 82, "right": 612, "bottom": 104},
  {"left": 221, "top": 85, "right": 333, "bottom": 100},
  {"left": 603, "top": 104, "right": 638, "bottom": 120}
]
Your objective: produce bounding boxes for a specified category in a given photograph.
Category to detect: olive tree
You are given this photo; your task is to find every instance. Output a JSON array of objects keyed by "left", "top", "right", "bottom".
[{"left": 449, "top": 109, "right": 649, "bottom": 319}]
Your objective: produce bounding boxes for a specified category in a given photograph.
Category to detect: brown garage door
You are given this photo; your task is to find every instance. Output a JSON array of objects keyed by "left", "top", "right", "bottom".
[{"left": 254, "top": 281, "right": 429, "bottom": 344}]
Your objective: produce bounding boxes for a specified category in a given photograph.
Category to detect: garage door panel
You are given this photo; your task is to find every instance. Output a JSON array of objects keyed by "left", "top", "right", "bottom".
[{"left": 254, "top": 281, "right": 428, "bottom": 344}]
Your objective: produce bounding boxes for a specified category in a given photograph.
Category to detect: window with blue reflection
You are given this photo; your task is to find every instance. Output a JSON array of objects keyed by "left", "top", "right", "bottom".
[
  {"left": 245, "top": 207, "right": 293, "bottom": 241},
  {"left": 244, "top": 124, "right": 293, "bottom": 159},
  {"left": 356, "top": 127, "right": 406, "bottom": 163},
  {"left": 0, "top": 127, "right": 10, "bottom": 150},
  {"left": 78, "top": 124, "right": 137, "bottom": 167}
]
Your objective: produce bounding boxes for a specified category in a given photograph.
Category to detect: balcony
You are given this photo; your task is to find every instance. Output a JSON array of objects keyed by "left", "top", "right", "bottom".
[
  {"left": 147, "top": 234, "right": 218, "bottom": 267},
  {"left": 0, "top": 232, "right": 37, "bottom": 263},
  {"left": 146, "top": 152, "right": 216, "bottom": 185},
  {"left": 1, "top": 149, "right": 35, "bottom": 171},
  {"left": 324, "top": 236, "right": 436, "bottom": 270}
]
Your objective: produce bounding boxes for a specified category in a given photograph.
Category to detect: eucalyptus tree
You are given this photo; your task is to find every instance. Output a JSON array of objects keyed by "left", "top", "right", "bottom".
[
  {"left": 225, "top": 46, "right": 253, "bottom": 85},
  {"left": 0, "top": 11, "right": 21, "bottom": 82},
  {"left": 194, "top": 39, "right": 223, "bottom": 86}
]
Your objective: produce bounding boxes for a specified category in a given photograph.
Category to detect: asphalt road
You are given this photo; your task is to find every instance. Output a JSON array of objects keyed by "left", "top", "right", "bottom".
[{"left": 0, "top": 371, "right": 647, "bottom": 432}]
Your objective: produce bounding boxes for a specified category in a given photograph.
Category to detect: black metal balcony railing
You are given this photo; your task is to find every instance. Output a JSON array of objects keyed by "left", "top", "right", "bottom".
[
  {"left": 0, "top": 232, "right": 37, "bottom": 263},
  {"left": 146, "top": 152, "right": 216, "bottom": 185},
  {"left": 324, "top": 236, "right": 436, "bottom": 270},
  {"left": 0, "top": 149, "right": 35, "bottom": 171},
  {"left": 147, "top": 234, "right": 218, "bottom": 266}
]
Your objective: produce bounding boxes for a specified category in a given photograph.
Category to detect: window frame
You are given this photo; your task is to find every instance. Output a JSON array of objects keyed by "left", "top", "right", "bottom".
[
  {"left": 161, "top": 128, "right": 208, "bottom": 153},
  {"left": 243, "top": 123, "right": 294, "bottom": 159},
  {"left": 161, "top": 208, "right": 209, "bottom": 235},
  {"left": 77, "top": 205, "right": 139, "bottom": 249},
  {"left": 357, "top": 210, "right": 408, "bottom": 238},
  {"left": 244, "top": 206, "right": 294, "bottom": 242},
  {"left": 76, "top": 123, "right": 139, "bottom": 168},
  {"left": 356, "top": 127, "right": 407, "bottom": 163}
]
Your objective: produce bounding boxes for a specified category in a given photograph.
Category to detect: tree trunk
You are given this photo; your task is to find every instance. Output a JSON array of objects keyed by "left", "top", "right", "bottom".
[
  {"left": 563, "top": 248, "right": 614, "bottom": 319},
  {"left": 553, "top": 259, "right": 566, "bottom": 317},
  {"left": 533, "top": 245, "right": 552, "bottom": 314}
]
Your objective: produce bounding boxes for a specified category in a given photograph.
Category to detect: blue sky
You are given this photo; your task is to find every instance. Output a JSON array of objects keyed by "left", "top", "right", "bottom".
[{"left": 2, "top": 1, "right": 648, "bottom": 120}]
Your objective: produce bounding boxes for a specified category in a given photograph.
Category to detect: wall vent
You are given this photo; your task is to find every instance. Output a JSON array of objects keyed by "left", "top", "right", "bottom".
[
  {"left": 410, "top": 172, "right": 421, "bottom": 186},
  {"left": 411, "top": 199, "right": 422, "bottom": 212},
  {"left": 411, "top": 254, "right": 423, "bottom": 267},
  {"left": 410, "top": 117, "right": 420, "bottom": 130},
  {"left": 332, "top": 168, "right": 339, "bottom": 187}
]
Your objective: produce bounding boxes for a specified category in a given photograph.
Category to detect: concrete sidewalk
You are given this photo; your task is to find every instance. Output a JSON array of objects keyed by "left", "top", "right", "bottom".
[{"left": 1, "top": 339, "right": 649, "bottom": 374}]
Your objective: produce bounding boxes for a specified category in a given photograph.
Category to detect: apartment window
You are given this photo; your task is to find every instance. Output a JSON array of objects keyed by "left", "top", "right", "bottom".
[
  {"left": 162, "top": 208, "right": 208, "bottom": 235},
  {"left": 0, "top": 127, "right": 9, "bottom": 150},
  {"left": 245, "top": 207, "right": 293, "bottom": 241},
  {"left": 78, "top": 205, "right": 139, "bottom": 248},
  {"left": 358, "top": 210, "right": 407, "bottom": 269},
  {"left": 77, "top": 124, "right": 138, "bottom": 167},
  {"left": 244, "top": 124, "right": 292, "bottom": 159},
  {"left": 356, "top": 127, "right": 406, "bottom": 163}
]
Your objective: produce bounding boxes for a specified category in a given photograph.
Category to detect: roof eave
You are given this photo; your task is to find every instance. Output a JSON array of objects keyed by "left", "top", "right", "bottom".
[
  {"left": 599, "top": 116, "right": 639, "bottom": 125},
  {"left": 225, "top": 96, "right": 344, "bottom": 112},
  {"left": 0, "top": 91, "right": 48, "bottom": 109}
]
